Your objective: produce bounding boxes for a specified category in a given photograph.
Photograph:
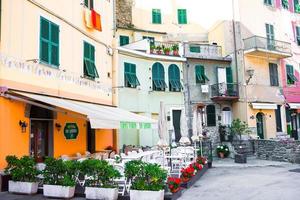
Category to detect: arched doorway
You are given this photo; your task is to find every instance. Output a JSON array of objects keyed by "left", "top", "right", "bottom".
[{"left": 256, "top": 112, "right": 264, "bottom": 139}]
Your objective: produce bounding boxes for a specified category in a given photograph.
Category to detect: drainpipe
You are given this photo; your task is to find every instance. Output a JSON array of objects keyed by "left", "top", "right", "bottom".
[
  {"left": 112, "top": 0, "right": 116, "bottom": 37},
  {"left": 232, "top": 0, "right": 239, "bottom": 96}
]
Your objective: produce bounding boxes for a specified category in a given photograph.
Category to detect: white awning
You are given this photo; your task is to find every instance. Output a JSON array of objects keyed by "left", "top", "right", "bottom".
[
  {"left": 251, "top": 103, "right": 277, "bottom": 110},
  {"left": 289, "top": 103, "right": 300, "bottom": 109},
  {"left": 14, "top": 92, "right": 157, "bottom": 129}
]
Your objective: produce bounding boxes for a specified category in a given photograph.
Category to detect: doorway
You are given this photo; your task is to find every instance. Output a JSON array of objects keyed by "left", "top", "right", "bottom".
[
  {"left": 87, "top": 122, "right": 96, "bottom": 153},
  {"left": 256, "top": 112, "right": 265, "bottom": 139},
  {"left": 291, "top": 112, "right": 298, "bottom": 140},
  {"left": 172, "top": 110, "right": 181, "bottom": 142}
]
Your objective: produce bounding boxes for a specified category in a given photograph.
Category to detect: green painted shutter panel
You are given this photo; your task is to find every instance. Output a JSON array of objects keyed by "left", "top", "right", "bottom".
[
  {"left": 84, "top": 0, "right": 89, "bottom": 7},
  {"left": 296, "top": 27, "right": 300, "bottom": 45},
  {"left": 90, "top": 45, "right": 95, "bottom": 61},
  {"left": 226, "top": 67, "right": 233, "bottom": 83},
  {"left": 40, "top": 18, "right": 49, "bottom": 63},
  {"left": 50, "top": 23, "right": 59, "bottom": 66},
  {"left": 207, "top": 105, "right": 216, "bottom": 127},
  {"left": 84, "top": 42, "right": 90, "bottom": 59},
  {"left": 178, "top": 9, "right": 187, "bottom": 24},
  {"left": 120, "top": 36, "right": 129, "bottom": 46},
  {"left": 152, "top": 9, "right": 161, "bottom": 24},
  {"left": 41, "top": 41, "right": 49, "bottom": 63},
  {"left": 41, "top": 18, "right": 49, "bottom": 40},
  {"left": 51, "top": 23, "right": 59, "bottom": 43}
]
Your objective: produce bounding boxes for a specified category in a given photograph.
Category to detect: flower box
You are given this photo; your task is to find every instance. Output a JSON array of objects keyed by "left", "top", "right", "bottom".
[
  {"left": 8, "top": 181, "right": 39, "bottom": 194},
  {"left": 43, "top": 184, "right": 75, "bottom": 198},
  {"left": 164, "top": 188, "right": 183, "bottom": 200},
  {"left": 180, "top": 164, "right": 208, "bottom": 188},
  {"left": 85, "top": 187, "right": 118, "bottom": 200},
  {"left": 130, "top": 189, "right": 164, "bottom": 200}
]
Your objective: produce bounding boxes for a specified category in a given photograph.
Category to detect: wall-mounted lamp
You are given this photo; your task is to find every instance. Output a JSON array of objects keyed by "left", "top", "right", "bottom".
[
  {"left": 246, "top": 69, "right": 255, "bottom": 85},
  {"left": 55, "top": 123, "right": 62, "bottom": 131},
  {"left": 19, "top": 120, "right": 28, "bottom": 133}
]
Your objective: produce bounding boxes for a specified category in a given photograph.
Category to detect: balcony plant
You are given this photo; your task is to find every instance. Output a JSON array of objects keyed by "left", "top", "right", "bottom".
[
  {"left": 171, "top": 44, "right": 179, "bottom": 56},
  {"left": 216, "top": 144, "right": 230, "bottom": 158},
  {"left": 42, "top": 157, "right": 78, "bottom": 198},
  {"left": 155, "top": 45, "right": 163, "bottom": 54},
  {"left": 180, "top": 166, "right": 195, "bottom": 182},
  {"left": 5, "top": 155, "right": 39, "bottom": 194},
  {"left": 163, "top": 47, "right": 171, "bottom": 55},
  {"left": 81, "top": 159, "right": 121, "bottom": 200},
  {"left": 150, "top": 45, "right": 156, "bottom": 54},
  {"left": 125, "top": 160, "right": 167, "bottom": 200},
  {"left": 167, "top": 177, "right": 181, "bottom": 193}
]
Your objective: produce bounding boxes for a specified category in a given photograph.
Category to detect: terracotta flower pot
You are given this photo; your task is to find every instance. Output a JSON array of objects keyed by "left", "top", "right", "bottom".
[{"left": 219, "top": 152, "right": 225, "bottom": 159}]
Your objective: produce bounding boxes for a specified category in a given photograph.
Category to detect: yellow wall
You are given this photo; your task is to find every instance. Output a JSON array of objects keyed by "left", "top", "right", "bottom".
[
  {"left": 95, "top": 129, "right": 114, "bottom": 151},
  {"left": 0, "top": 98, "right": 29, "bottom": 169}
]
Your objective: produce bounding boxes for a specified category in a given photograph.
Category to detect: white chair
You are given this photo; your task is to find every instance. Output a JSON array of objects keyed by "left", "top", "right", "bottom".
[
  {"left": 120, "top": 153, "right": 126, "bottom": 158},
  {"left": 114, "top": 164, "right": 131, "bottom": 195},
  {"left": 85, "top": 151, "right": 91, "bottom": 157},
  {"left": 76, "top": 152, "right": 82, "bottom": 159},
  {"left": 138, "top": 149, "right": 143, "bottom": 153},
  {"left": 106, "top": 158, "right": 116, "bottom": 165},
  {"left": 60, "top": 155, "right": 70, "bottom": 161}
]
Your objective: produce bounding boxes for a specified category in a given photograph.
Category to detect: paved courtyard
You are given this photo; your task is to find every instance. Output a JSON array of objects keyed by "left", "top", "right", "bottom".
[{"left": 180, "top": 158, "right": 300, "bottom": 200}]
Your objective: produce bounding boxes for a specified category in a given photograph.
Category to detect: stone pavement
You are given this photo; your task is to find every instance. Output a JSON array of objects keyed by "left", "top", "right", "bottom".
[{"left": 179, "top": 157, "right": 300, "bottom": 200}]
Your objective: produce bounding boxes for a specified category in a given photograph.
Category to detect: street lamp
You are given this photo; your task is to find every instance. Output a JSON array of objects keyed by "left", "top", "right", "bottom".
[{"left": 246, "top": 69, "right": 255, "bottom": 85}]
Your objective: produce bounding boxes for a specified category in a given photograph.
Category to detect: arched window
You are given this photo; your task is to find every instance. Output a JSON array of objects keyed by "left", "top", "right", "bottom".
[
  {"left": 168, "top": 64, "right": 182, "bottom": 92},
  {"left": 206, "top": 105, "right": 216, "bottom": 127},
  {"left": 152, "top": 62, "right": 167, "bottom": 91}
]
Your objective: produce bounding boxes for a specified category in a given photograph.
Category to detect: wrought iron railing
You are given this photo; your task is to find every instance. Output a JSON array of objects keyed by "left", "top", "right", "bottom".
[
  {"left": 184, "top": 43, "right": 223, "bottom": 59},
  {"left": 210, "top": 83, "right": 239, "bottom": 98},
  {"left": 243, "top": 36, "right": 291, "bottom": 55},
  {"left": 150, "top": 41, "right": 180, "bottom": 57}
]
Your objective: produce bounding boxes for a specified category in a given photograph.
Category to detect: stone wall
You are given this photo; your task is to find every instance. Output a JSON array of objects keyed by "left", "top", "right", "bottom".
[
  {"left": 116, "top": 0, "right": 133, "bottom": 28},
  {"left": 253, "top": 139, "right": 300, "bottom": 164}
]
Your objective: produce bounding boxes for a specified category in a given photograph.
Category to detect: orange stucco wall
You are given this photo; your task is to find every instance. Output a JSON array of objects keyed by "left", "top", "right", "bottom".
[
  {"left": 0, "top": 97, "right": 30, "bottom": 169},
  {"left": 95, "top": 129, "right": 114, "bottom": 151},
  {"left": 53, "top": 111, "right": 87, "bottom": 158}
]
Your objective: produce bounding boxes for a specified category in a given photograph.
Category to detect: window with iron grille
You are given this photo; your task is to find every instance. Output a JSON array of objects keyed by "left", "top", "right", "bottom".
[
  {"left": 152, "top": 62, "right": 167, "bottom": 91},
  {"left": 168, "top": 64, "right": 182, "bottom": 92},
  {"left": 124, "top": 62, "right": 140, "bottom": 88}
]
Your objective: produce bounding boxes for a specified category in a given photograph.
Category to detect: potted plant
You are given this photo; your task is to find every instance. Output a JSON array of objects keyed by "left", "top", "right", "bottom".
[
  {"left": 180, "top": 166, "right": 195, "bottom": 183},
  {"left": 229, "top": 119, "right": 251, "bottom": 163},
  {"left": 216, "top": 144, "right": 230, "bottom": 158},
  {"left": 5, "top": 155, "right": 39, "bottom": 194},
  {"left": 42, "top": 157, "right": 77, "bottom": 198},
  {"left": 155, "top": 45, "right": 162, "bottom": 54},
  {"left": 163, "top": 47, "right": 171, "bottom": 55},
  {"left": 167, "top": 177, "right": 181, "bottom": 193},
  {"left": 171, "top": 44, "right": 179, "bottom": 56},
  {"left": 81, "top": 159, "right": 121, "bottom": 200},
  {"left": 150, "top": 45, "right": 155, "bottom": 54},
  {"left": 125, "top": 160, "right": 167, "bottom": 200}
]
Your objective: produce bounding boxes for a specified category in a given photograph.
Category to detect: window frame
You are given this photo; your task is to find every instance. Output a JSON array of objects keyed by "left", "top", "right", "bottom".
[
  {"left": 177, "top": 9, "right": 187, "bottom": 24},
  {"left": 152, "top": 62, "right": 167, "bottom": 91},
  {"left": 195, "top": 65, "right": 209, "bottom": 84},
  {"left": 168, "top": 64, "right": 182, "bottom": 92},
  {"left": 83, "top": 41, "right": 99, "bottom": 79},
  {"left": 120, "top": 35, "right": 129, "bottom": 46},
  {"left": 286, "top": 64, "right": 298, "bottom": 85},
  {"left": 84, "top": 0, "right": 94, "bottom": 10},
  {"left": 124, "top": 62, "right": 140, "bottom": 88},
  {"left": 269, "top": 63, "right": 279, "bottom": 86},
  {"left": 152, "top": 9, "right": 162, "bottom": 24},
  {"left": 296, "top": 26, "right": 300, "bottom": 45},
  {"left": 266, "top": 23, "right": 275, "bottom": 50},
  {"left": 206, "top": 105, "right": 216, "bottom": 127},
  {"left": 189, "top": 45, "right": 201, "bottom": 53},
  {"left": 39, "top": 16, "right": 60, "bottom": 68}
]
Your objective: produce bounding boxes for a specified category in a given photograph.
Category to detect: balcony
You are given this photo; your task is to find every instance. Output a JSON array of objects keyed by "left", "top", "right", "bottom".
[
  {"left": 210, "top": 83, "right": 239, "bottom": 101},
  {"left": 150, "top": 41, "right": 180, "bottom": 57},
  {"left": 183, "top": 43, "right": 231, "bottom": 61},
  {"left": 243, "top": 36, "right": 292, "bottom": 59}
]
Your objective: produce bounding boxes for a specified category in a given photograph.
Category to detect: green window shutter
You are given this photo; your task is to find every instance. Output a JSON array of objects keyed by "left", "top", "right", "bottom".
[
  {"left": 266, "top": 23, "right": 274, "bottom": 40},
  {"left": 124, "top": 62, "right": 140, "bottom": 88},
  {"left": 152, "top": 62, "right": 166, "bottom": 91},
  {"left": 168, "top": 64, "right": 181, "bottom": 92},
  {"left": 83, "top": 41, "right": 99, "bottom": 79},
  {"left": 195, "top": 65, "right": 209, "bottom": 84},
  {"left": 206, "top": 105, "right": 216, "bottom": 127},
  {"left": 189, "top": 45, "right": 201, "bottom": 53},
  {"left": 295, "top": 0, "right": 300, "bottom": 12},
  {"left": 50, "top": 23, "right": 59, "bottom": 66},
  {"left": 264, "top": 0, "right": 273, "bottom": 5},
  {"left": 152, "top": 9, "right": 161, "bottom": 24},
  {"left": 269, "top": 63, "right": 279, "bottom": 86},
  {"left": 40, "top": 18, "right": 50, "bottom": 64},
  {"left": 85, "top": 0, "right": 93, "bottom": 9},
  {"left": 296, "top": 27, "right": 300, "bottom": 45},
  {"left": 226, "top": 67, "right": 233, "bottom": 83},
  {"left": 177, "top": 9, "right": 187, "bottom": 24},
  {"left": 120, "top": 35, "right": 129, "bottom": 46}
]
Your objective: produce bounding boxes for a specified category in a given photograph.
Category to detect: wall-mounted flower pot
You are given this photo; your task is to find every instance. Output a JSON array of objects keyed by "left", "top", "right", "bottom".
[
  {"left": 43, "top": 185, "right": 75, "bottom": 198},
  {"left": 130, "top": 189, "right": 164, "bottom": 200},
  {"left": 8, "top": 181, "right": 39, "bottom": 194},
  {"left": 85, "top": 187, "right": 118, "bottom": 200}
]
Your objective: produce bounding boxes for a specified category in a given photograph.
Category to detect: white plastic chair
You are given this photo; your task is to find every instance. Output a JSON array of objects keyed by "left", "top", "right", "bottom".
[{"left": 114, "top": 164, "right": 131, "bottom": 195}]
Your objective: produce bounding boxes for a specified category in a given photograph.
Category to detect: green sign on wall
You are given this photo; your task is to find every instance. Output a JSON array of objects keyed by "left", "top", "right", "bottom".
[
  {"left": 120, "top": 122, "right": 152, "bottom": 129},
  {"left": 64, "top": 123, "right": 79, "bottom": 140}
]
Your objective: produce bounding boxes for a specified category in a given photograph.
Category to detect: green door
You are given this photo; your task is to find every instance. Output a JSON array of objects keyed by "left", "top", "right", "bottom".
[{"left": 256, "top": 113, "right": 264, "bottom": 139}]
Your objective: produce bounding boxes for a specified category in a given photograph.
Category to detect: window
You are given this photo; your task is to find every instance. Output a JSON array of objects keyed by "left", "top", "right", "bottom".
[
  {"left": 120, "top": 35, "right": 129, "bottom": 46},
  {"left": 296, "top": 26, "right": 300, "bottom": 45},
  {"left": 40, "top": 17, "right": 59, "bottom": 67},
  {"left": 168, "top": 64, "right": 182, "bottom": 92},
  {"left": 264, "top": 0, "right": 273, "bottom": 6},
  {"left": 83, "top": 41, "right": 99, "bottom": 79},
  {"left": 282, "top": 0, "right": 289, "bottom": 9},
  {"left": 152, "top": 62, "right": 167, "bottom": 91},
  {"left": 226, "top": 67, "right": 235, "bottom": 95},
  {"left": 189, "top": 45, "right": 201, "bottom": 53},
  {"left": 266, "top": 23, "right": 275, "bottom": 49},
  {"left": 143, "top": 36, "right": 155, "bottom": 46},
  {"left": 206, "top": 105, "right": 216, "bottom": 127},
  {"left": 195, "top": 65, "right": 209, "bottom": 84},
  {"left": 275, "top": 105, "right": 282, "bottom": 132},
  {"left": 269, "top": 63, "right": 279, "bottom": 86},
  {"left": 286, "top": 64, "right": 298, "bottom": 85},
  {"left": 124, "top": 62, "right": 140, "bottom": 88},
  {"left": 84, "top": 0, "right": 94, "bottom": 9},
  {"left": 152, "top": 9, "right": 161, "bottom": 24},
  {"left": 177, "top": 9, "right": 187, "bottom": 24},
  {"left": 295, "top": 0, "right": 300, "bottom": 13}
]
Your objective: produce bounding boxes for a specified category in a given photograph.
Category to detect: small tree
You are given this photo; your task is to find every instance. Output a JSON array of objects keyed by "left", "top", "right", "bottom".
[{"left": 230, "top": 119, "right": 251, "bottom": 143}]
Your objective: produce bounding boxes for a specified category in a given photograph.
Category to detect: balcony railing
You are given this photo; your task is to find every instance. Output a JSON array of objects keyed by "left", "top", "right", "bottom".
[
  {"left": 210, "top": 83, "right": 239, "bottom": 101},
  {"left": 243, "top": 36, "right": 292, "bottom": 57},
  {"left": 184, "top": 43, "right": 227, "bottom": 60},
  {"left": 150, "top": 41, "right": 180, "bottom": 57}
]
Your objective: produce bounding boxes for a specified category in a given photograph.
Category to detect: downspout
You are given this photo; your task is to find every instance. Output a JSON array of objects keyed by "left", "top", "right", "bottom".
[
  {"left": 232, "top": 0, "right": 239, "bottom": 96},
  {"left": 113, "top": 0, "right": 116, "bottom": 37}
]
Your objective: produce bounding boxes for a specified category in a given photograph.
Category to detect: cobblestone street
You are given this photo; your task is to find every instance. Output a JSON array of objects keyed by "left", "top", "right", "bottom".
[{"left": 179, "top": 158, "right": 300, "bottom": 200}]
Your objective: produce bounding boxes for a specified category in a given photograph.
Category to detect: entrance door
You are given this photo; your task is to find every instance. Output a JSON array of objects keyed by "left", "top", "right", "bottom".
[
  {"left": 30, "top": 121, "right": 49, "bottom": 162},
  {"left": 291, "top": 113, "right": 298, "bottom": 140},
  {"left": 172, "top": 110, "right": 181, "bottom": 142},
  {"left": 217, "top": 68, "right": 227, "bottom": 95},
  {"left": 87, "top": 122, "right": 96, "bottom": 153},
  {"left": 256, "top": 113, "right": 264, "bottom": 139}
]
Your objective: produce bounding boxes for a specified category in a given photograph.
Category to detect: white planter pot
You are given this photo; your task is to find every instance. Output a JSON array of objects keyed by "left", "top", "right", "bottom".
[
  {"left": 43, "top": 184, "right": 75, "bottom": 198},
  {"left": 130, "top": 190, "right": 164, "bottom": 200},
  {"left": 85, "top": 187, "right": 118, "bottom": 200},
  {"left": 8, "top": 181, "right": 39, "bottom": 194}
]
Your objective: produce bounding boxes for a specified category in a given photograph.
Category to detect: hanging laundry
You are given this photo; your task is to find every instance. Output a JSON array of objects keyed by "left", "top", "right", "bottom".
[
  {"left": 84, "top": 8, "right": 93, "bottom": 28},
  {"left": 91, "top": 9, "right": 102, "bottom": 32}
]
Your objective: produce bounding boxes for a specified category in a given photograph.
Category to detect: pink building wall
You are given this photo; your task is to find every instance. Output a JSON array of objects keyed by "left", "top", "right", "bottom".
[{"left": 281, "top": 60, "right": 300, "bottom": 103}]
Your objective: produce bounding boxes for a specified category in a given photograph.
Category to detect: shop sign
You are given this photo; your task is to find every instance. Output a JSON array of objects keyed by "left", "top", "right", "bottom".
[
  {"left": 120, "top": 122, "right": 151, "bottom": 129},
  {"left": 64, "top": 123, "right": 79, "bottom": 140}
]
